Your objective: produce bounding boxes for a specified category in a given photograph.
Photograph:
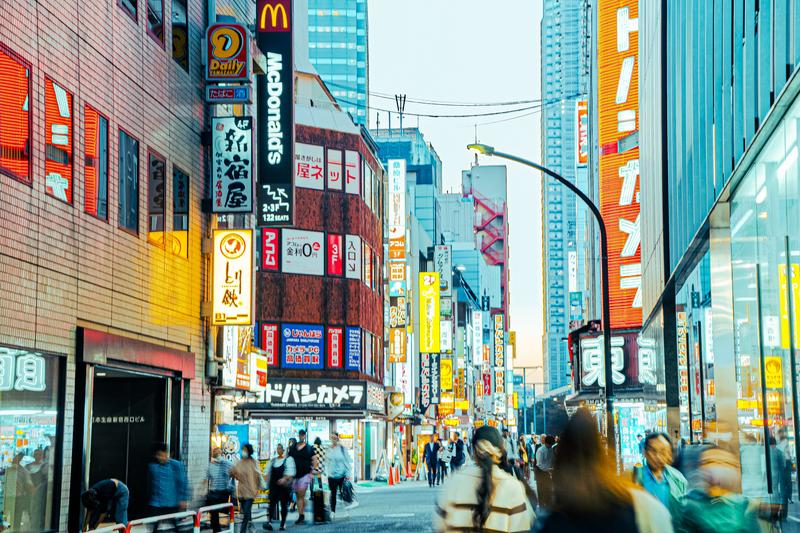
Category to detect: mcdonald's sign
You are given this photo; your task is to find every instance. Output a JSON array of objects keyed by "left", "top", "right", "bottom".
[{"left": 257, "top": 0, "right": 290, "bottom": 32}]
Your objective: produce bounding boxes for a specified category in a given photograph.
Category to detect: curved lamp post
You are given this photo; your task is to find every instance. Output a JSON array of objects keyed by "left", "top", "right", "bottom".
[{"left": 467, "top": 143, "right": 616, "bottom": 461}]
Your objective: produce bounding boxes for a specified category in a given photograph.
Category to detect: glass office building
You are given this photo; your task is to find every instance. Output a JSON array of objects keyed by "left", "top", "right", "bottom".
[{"left": 307, "top": 0, "right": 368, "bottom": 125}]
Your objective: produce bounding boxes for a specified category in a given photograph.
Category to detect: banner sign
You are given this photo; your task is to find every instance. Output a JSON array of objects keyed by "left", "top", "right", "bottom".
[
  {"left": 212, "top": 230, "right": 253, "bottom": 325},
  {"left": 388, "top": 159, "right": 406, "bottom": 260},
  {"left": 440, "top": 320, "right": 453, "bottom": 352},
  {"left": 483, "top": 368, "right": 492, "bottom": 396},
  {"left": 206, "top": 86, "right": 252, "bottom": 104},
  {"left": 294, "top": 142, "right": 324, "bottom": 190},
  {"left": 389, "top": 296, "right": 407, "bottom": 328},
  {"left": 344, "top": 150, "right": 360, "bottom": 195},
  {"left": 346, "top": 327, "right": 361, "bottom": 370},
  {"left": 327, "top": 233, "right": 343, "bottom": 276},
  {"left": 326, "top": 326, "right": 343, "bottom": 368},
  {"left": 494, "top": 369, "right": 505, "bottom": 395},
  {"left": 345, "top": 235, "right": 362, "bottom": 279},
  {"left": 256, "top": 0, "right": 294, "bottom": 225},
  {"left": 206, "top": 23, "right": 251, "bottom": 81},
  {"left": 493, "top": 314, "right": 505, "bottom": 368},
  {"left": 261, "top": 228, "right": 280, "bottom": 271},
  {"left": 576, "top": 99, "right": 589, "bottom": 167},
  {"left": 249, "top": 351, "right": 268, "bottom": 391},
  {"left": 430, "top": 353, "right": 441, "bottom": 405},
  {"left": 260, "top": 378, "right": 367, "bottom": 411},
  {"left": 389, "top": 328, "right": 406, "bottom": 363},
  {"left": 327, "top": 149, "right": 342, "bottom": 190},
  {"left": 281, "top": 323, "right": 324, "bottom": 369},
  {"left": 441, "top": 357, "right": 453, "bottom": 391},
  {"left": 576, "top": 331, "right": 659, "bottom": 392},
  {"left": 260, "top": 323, "right": 279, "bottom": 366},
  {"left": 434, "top": 245, "right": 452, "bottom": 296},
  {"left": 211, "top": 116, "right": 253, "bottom": 213},
  {"left": 419, "top": 272, "right": 440, "bottom": 353},
  {"left": 456, "top": 368, "right": 466, "bottom": 399},
  {"left": 420, "top": 352, "right": 431, "bottom": 411},
  {"left": 281, "top": 229, "right": 324, "bottom": 275},
  {"left": 472, "top": 311, "right": 483, "bottom": 361}
]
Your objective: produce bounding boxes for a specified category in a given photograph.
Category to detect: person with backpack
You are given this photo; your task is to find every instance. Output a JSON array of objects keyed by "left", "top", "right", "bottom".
[
  {"left": 231, "top": 443, "right": 263, "bottom": 533},
  {"left": 326, "top": 432, "right": 353, "bottom": 517},
  {"left": 633, "top": 433, "right": 687, "bottom": 523},
  {"left": 263, "top": 443, "right": 295, "bottom": 531}
]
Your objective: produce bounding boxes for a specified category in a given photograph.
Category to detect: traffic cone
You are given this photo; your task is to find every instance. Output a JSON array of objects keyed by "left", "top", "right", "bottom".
[{"left": 388, "top": 467, "right": 395, "bottom": 485}]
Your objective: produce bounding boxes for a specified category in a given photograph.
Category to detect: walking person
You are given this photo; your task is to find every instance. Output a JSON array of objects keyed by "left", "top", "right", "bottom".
[
  {"left": 534, "top": 409, "right": 673, "bottom": 533},
  {"left": 450, "top": 431, "right": 465, "bottom": 472},
  {"left": 288, "top": 429, "right": 314, "bottom": 524},
  {"left": 633, "top": 433, "right": 687, "bottom": 524},
  {"left": 535, "top": 435, "right": 556, "bottom": 507},
  {"left": 502, "top": 428, "right": 522, "bottom": 480},
  {"left": 438, "top": 436, "right": 452, "bottom": 484},
  {"left": 231, "top": 444, "right": 262, "bottom": 533},
  {"left": 146, "top": 443, "right": 189, "bottom": 532},
  {"left": 286, "top": 438, "right": 298, "bottom": 513},
  {"left": 312, "top": 437, "right": 326, "bottom": 490},
  {"left": 206, "top": 447, "right": 234, "bottom": 533},
  {"left": 434, "top": 426, "right": 535, "bottom": 532},
  {"left": 263, "top": 444, "right": 295, "bottom": 531},
  {"left": 81, "top": 478, "right": 130, "bottom": 530},
  {"left": 326, "top": 432, "right": 352, "bottom": 518},
  {"left": 517, "top": 436, "right": 530, "bottom": 482},
  {"left": 424, "top": 434, "right": 441, "bottom": 487}
]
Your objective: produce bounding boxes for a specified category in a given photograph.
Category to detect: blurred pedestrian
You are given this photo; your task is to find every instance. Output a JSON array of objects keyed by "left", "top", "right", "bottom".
[
  {"left": 206, "top": 447, "right": 234, "bottom": 533},
  {"left": 231, "top": 443, "right": 262, "bottom": 533},
  {"left": 451, "top": 431, "right": 465, "bottom": 471},
  {"left": 312, "top": 437, "right": 326, "bottom": 490},
  {"left": 518, "top": 436, "right": 530, "bottom": 481},
  {"left": 81, "top": 478, "right": 129, "bottom": 530},
  {"left": 438, "top": 436, "right": 453, "bottom": 484},
  {"left": 146, "top": 443, "right": 189, "bottom": 532},
  {"left": 288, "top": 429, "right": 314, "bottom": 524},
  {"left": 534, "top": 435, "right": 556, "bottom": 507},
  {"left": 424, "top": 434, "right": 441, "bottom": 487},
  {"left": 534, "top": 409, "right": 673, "bottom": 533},
  {"left": 434, "top": 426, "right": 535, "bottom": 532},
  {"left": 28, "top": 447, "right": 50, "bottom": 532},
  {"left": 287, "top": 438, "right": 298, "bottom": 512},
  {"left": 263, "top": 443, "right": 295, "bottom": 531},
  {"left": 677, "top": 446, "right": 759, "bottom": 533},
  {"left": 634, "top": 433, "right": 686, "bottom": 523},
  {"left": 326, "top": 432, "right": 352, "bottom": 517}
]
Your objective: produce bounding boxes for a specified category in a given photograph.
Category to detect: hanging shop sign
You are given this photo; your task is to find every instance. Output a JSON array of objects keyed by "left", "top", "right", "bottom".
[
  {"left": 420, "top": 352, "right": 432, "bottom": 410},
  {"left": 281, "top": 323, "right": 324, "bottom": 369},
  {"left": 472, "top": 311, "right": 483, "bottom": 361},
  {"left": 44, "top": 78, "right": 74, "bottom": 203},
  {"left": 434, "top": 245, "right": 453, "bottom": 296},
  {"left": 367, "top": 382, "right": 384, "bottom": 413},
  {"left": 493, "top": 314, "right": 505, "bottom": 368},
  {"left": 440, "top": 320, "right": 453, "bottom": 352},
  {"left": 345, "top": 235, "right": 362, "bottom": 280},
  {"left": 0, "top": 349, "right": 47, "bottom": 392},
  {"left": 389, "top": 296, "right": 407, "bottom": 328},
  {"left": 456, "top": 368, "right": 466, "bottom": 400},
  {"left": 440, "top": 357, "right": 453, "bottom": 391},
  {"left": 389, "top": 328, "right": 406, "bottom": 363},
  {"left": 206, "top": 86, "right": 252, "bottom": 104},
  {"left": 677, "top": 311, "right": 689, "bottom": 397},
  {"left": 420, "top": 272, "right": 441, "bottom": 353},
  {"left": 344, "top": 150, "right": 360, "bottom": 195},
  {"left": 576, "top": 331, "right": 659, "bottom": 393},
  {"left": 221, "top": 325, "right": 253, "bottom": 389},
  {"left": 294, "top": 142, "right": 324, "bottom": 190},
  {"left": 576, "top": 99, "right": 589, "bottom": 167},
  {"left": 260, "top": 378, "right": 367, "bottom": 411},
  {"left": 260, "top": 323, "right": 279, "bottom": 366},
  {"left": 346, "top": 326, "right": 361, "bottom": 371},
  {"left": 261, "top": 228, "right": 280, "bottom": 271},
  {"left": 327, "top": 234, "right": 343, "bottom": 276},
  {"left": 326, "top": 326, "right": 343, "bottom": 369},
  {"left": 281, "top": 229, "right": 324, "bottom": 275},
  {"left": 430, "top": 352, "right": 441, "bottom": 405},
  {"left": 482, "top": 368, "right": 492, "bottom": 396},
  {"left": 212, "top": 229, "right": 253, "bottom": 325},
  {"left": 388, "top": 159, "right": 406, "bottom": 260},
  {"left": 327, "top": 149, "right": 343, "bottom": 190},
  {"left": 256, "top": 0, "right": 293, "bottom": 225},
  {"left": 249, "top": 351, "right": 268, "bottom": 391},
  {"left": 211, "top": 116, "right": 253, "bottom": 213},
  {"left": 494, "top": 369, "right": 505, "bottom": 395},
  {"left": 206, "top": 23, "right": 251, "bottom": 81}
]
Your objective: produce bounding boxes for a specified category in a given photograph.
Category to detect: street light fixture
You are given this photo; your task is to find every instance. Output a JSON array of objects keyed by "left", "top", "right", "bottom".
[{"left": 467, "top": 143, "right": 617, "bottom": 461}]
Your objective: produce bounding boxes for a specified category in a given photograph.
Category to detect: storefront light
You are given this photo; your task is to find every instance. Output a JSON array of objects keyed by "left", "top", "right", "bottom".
[{"left": 0, "top": 409, "right": 58, "bottom": 416}]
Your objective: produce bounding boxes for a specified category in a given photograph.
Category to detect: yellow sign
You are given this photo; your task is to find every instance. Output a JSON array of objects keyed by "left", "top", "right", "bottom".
[
  {"left": 419, "top": 272, "right": 440, "bottom": 352},
  {"left": 509, "top": 330, "right": 517, "bottom": 359},
  {"left": 444, "top": 418, "right": 459, "bottom": 427},
  {"left": 441, "top": 358, "right": 453, "bottom": 391},
  {"left": 764, "top": 356, "right": 783, "bottom": 389},
  {"left": 455, "top": 400, "right": 469, "bottom": 411},
  {"left": 389, "top": 328, "right": 407, "bottom": 363},
  {"left": 259, "top": 1, "right": 289, "bottom": 30},
  {"left": 438, "top": 392, "right": 455, "bottom": 416},
  {"left": 213, "top": 229, "right": 253, "bottom": 325},
  {"left": 513, "top": 392, "right": 519, "bottom": 409},
  {"left": 779, "top": 264, "right": 800, "bottom": 349}
]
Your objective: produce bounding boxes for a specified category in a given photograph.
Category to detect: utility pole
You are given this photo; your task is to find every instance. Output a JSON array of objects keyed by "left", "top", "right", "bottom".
[{"left": 395, "top": 94, "right": 406, "bottom": 133}]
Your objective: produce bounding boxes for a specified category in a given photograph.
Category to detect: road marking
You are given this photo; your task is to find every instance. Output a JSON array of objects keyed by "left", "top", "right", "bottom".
[{"left": 384, "top": 513, "right": 415, "bottom": 518}]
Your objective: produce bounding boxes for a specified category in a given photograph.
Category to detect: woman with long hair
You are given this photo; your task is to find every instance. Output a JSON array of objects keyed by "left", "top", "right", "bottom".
[
  {"left": 434, "top": 425, "right": 535, "bottom": 532},
  {"left": 534, "top": 409, "right": 673, "bottom": 533}
]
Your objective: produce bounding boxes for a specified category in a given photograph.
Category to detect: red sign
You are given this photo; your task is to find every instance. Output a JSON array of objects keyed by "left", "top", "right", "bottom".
[
  {"left": 0, "top": 47, "right": 30, "bottom": 183},
  {"left": 261, "top": 323, "right": 279, "bottom": 366},
  {"left": 206, "top": 23, "right": 251, "bottom": 81},
  {"left": 327, "top": 234, "right": 343, "bottom": 276},
  {"left": 327, "top": 327, "right": 343, "bottom": 368},
  {"left": 257, "top": 0, "right": 291, "bottom": 32},
  {"left": 44, "top": 77, "right": 74, "bottom": 203},
  {"left": 261, "top": 228, "right": 280, "bottom": 271},
  {"left": 576, "top": 100, "right": 589, "bottom": 167},
  {"left": 482, "top": 370, "right": 492, "bottom": 396}
]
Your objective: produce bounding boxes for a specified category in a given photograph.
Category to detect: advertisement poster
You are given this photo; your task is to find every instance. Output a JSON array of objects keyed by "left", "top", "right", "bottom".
[
  {"left": 345, "top": 235, "right": 362, "bottom": 280},
  {"left": 327, "top": 326, "right": 343, "bottom": 368},
  {"left": 260, "top": 323, "right": 279, "bottom": 366},
  {"left": 212, "top": 230, "right": 253, "bottom": 326},
  {"left": 294, "top": 142, "right": 324, "bottom": 190},
  {"left": 261, "top": 228, "right": 280, "bottom": 271},
  {"left": 212, "top": 116, "right": 253, "bottom": 213},
  {"left": 419, "top": 272, "right": 440, "bottom": 353},
  {"left": 327, "top": 233, "right": 343, "bottom": 276},
  {"left": 344, "top": 150, "right": 360, "bottom": 195},
  {"left": 434, "top": 245, "right": 452, "bottom": 296},
  {"left": 217, "top": 424, "right": 249, "bottom": 461},
  {"left": 281, "top": 229, "right": 324, "bottom": 276},
  {"left": 387, "top": 159, "right": 406, "bottom": 260},
  {"left": 281, "top": 324, "right": 324, "bottom": 369},
  {"left": 346, "top": 327, "right": 361, "bottom": 370}
]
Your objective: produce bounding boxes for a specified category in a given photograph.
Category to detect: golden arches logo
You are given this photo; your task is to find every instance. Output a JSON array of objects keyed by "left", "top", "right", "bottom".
[
  {"left": 209, "top": 26, "right": 243, "bottom": 60},
  {"left": 259, "top": 3, "right": 288, "bottom": 30}
]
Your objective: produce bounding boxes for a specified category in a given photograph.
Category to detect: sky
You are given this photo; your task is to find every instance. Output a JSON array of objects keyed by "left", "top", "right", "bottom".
[{"left": 369, "top": 0, "right": 546, "bottom": 386}]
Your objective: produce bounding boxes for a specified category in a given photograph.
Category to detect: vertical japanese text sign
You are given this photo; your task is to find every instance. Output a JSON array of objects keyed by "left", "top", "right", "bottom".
[
  {"left": 388, "top": 159, "right": 406, "bottom": 260},
  {"left": 212, "top": 117, "right": 253, "bottom": 213},
  {"left": 212, "top": 229, "right": 254, "bottom": 325},
  {"left": 256, "top": 0, "right": 294, "bottom": 225},
  {"left": 419, "top": 272, "right": 441, "bottom": 353},
  {"left": 493, "top": 313, "right": 505, "bottom": 394}
]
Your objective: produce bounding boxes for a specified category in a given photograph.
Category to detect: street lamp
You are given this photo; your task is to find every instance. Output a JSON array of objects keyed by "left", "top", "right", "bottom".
[{"left": 467, "top": 143, "right": 617, "bottom": 460}]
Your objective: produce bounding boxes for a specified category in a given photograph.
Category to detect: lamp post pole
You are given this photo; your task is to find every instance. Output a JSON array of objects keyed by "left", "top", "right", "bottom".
[{"left": 467, "top": 144, "right": 616, "bottom": 462}]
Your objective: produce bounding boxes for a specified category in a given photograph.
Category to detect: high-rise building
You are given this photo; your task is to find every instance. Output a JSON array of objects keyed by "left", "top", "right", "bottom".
[
  {"left": 307, "top": 0, "right": 369, "bottom": 125},
  {"left": 540, "top": 0, "right": 591, "bottom": 391}
]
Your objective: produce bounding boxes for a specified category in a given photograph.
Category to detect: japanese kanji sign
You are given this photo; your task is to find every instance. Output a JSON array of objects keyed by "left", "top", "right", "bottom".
[
  {"left": 420, "top": 352, "right": 432, "bottom": 411},
  {"left": 388, "top": 159, "right": 406, "bottom": 260},
  {"left": 327, "top": 326, "right": 343, "bottom": 368},
  {"left": 419, "top": 272, "right": 440, "bottom": 353},
  {"left": 576, "top": 331, "right": 658, "bottom": 392},
  {"left": 344, "top": 150, "right": 360, "bottom": 195},
  {"left": 346, "top": 327, "right": 361, "bottom": 370},
  {"left": 212, "top": 229, "right": 253, "bottom": 325},
  {"left": 389, "top": 328, "right": 406, "bottom": 363},
  {"left": 327, "top": 149, "right": 343, "bottom": 190},
  {"left": 345, "top": 235, "right": 362, "bottom": 280},
  {"left": 281, "top": 229, "right": 324, "bottom": 275},
  {"left": 212, "top": 116, "right": 253, "bottom": 213},
  {"left": 434, "top": 245, "right": 452, "bottom": 296},
  {"left": 294, "top": 142, "right": 324, "bottom": 190},
  {"left": 430, "top": 352, "right": 441, "bottom": 405},
  {"left": 260, "top": 323, "right": 279, "bottom": 366},
  {"left": 260, "top": 378, "right": 368, "bottom": 411},
  {"left": 0, "top": 349, "right": 47, "bottom": 392},
  {"left": 281, "top": 323, "right": 324, "bottom": 369}
]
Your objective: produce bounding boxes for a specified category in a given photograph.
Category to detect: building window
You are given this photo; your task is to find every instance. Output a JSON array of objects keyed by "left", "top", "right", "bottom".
[
  {"left": 0, "top": 46, "right": 31, "bottom": 185},
  {"left": 0, "top": 347, "right": 64, "bottom": 532},
  {"left": 44, "top": 78, "right": 74, "bottom": 204},
  {"left": 171, "top": 0, "right": 188, "bottom": 69},
  {"left": 118, "top": 130, "right": 139, "bottom": 233},
  {"left": 172, "top": 165, "right": 189, "bottom": 258},
  {"left": 147, "top": 0, "right": 164, "bottom": 44},
  {"left": 119, "top": 0, "right": 137, "bottom": 21},
  {"left": 147, "top": 150, "right": 166, "bottom": 246},
  {"left": 84, "top": 105, "right": 109, "bottom": 220}
]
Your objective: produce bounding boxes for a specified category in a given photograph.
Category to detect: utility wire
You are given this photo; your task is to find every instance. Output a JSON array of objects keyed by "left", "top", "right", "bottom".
[{"left": 335, "top": 97, "right": 541, "bottom": 118}]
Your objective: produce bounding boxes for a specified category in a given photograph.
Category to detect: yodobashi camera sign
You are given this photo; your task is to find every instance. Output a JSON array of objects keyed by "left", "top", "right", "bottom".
[{"left": 256, "top": 0, "right": 294, "bottom": 226}]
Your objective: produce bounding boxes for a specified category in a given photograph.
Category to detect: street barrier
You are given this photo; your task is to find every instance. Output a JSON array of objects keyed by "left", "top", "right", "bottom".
[
  {"left": 194, "top": 502, "right": 235, "bottom": 533},
  {"left": 124, "top": 510, "right": 196, "bottom": 532}
]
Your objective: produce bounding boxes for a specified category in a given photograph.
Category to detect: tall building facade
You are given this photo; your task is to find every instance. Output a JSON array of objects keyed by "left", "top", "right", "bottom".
[
  {"left": 307, "top": 0, "right": 369, "bottom": 125},
  {"left": 540, "top": 0, "right": 591, "bottom": 391}
]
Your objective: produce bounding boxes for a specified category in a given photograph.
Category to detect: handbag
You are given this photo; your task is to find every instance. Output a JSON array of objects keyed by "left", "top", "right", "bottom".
[{"left": 341, "top": 479, "right": 355, "bottom": 504}]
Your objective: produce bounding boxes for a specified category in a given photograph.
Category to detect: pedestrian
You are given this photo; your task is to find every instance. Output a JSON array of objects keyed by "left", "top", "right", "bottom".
[
  {"left": 263, "top": 443, "right": 295, "bottom": 531},
  {"left": 28, "top": 447, "right": 50, "bottom": 532},
  {"left": 434, "top": 426, "right": 535, "bottom": 532},
  {"left": 502, "top": 428, "right": 522, "bottom": 480},
  {"left": 533, "top": 409, "right": 673, "bottom": 533},
  {"left": 206, "top": 447, "right": 234, "bottom": 533},
  {"left": 525, "top": 436, "right": 535, "bottom": 474},
  {"left": 438, "top": 436, "right": 452, "bottom": 484},
  {"left": 326, "top": 432, "right": 352, "bottom": 517},
  {"left": 517, "top": 436, "right": 530, "bottom": 482},
  {"left": 230, "top": 443, "right": 262, "bottom": 533},
  {"left": 451, "top": 431, "right": 465, "bottom": 471},
  {"left": 146, "top": 443, "right": 189, "bottom": 532},
  {"left": 534, "top": 435, "right": 555, "bottom": 507},
  {"left": 287, "top": 438, "right": 298, "bottom": 512},
  {"left": 633, "top": 433, "right": 687, "bottom": 523},
  {"left": 312, "top": 437, "right": 326, "bottom": 490},
  {"left": 637, "top": 434, "right": 645, "bottom": 459},
  {"left": 676, "top": 446, "right": 759, "bottom": 533},
  {"left": 288, "top": 429, "right": 315, "bottom": 524},
  {"left": 423, "top": 434, "right": 441, "bottom": 487},
  {"left": 81, "top": 478, "right": 130, "bottom": 530}
]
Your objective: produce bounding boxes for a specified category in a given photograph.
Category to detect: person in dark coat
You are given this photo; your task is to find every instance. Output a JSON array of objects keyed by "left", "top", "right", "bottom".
[
  {"left": 451, "top": 431, "right": 466, "bottom": 471},
  {"left": 81, "top": 478, "right": 130, "bottom": 530},
  {"left": 424, "top": 434, "right": 441, "bottom": 487}
]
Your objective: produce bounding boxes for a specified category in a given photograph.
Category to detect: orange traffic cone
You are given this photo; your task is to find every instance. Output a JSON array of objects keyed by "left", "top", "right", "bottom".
[{"left": 388, "top": 467, "right": 395, "bottom": 485}]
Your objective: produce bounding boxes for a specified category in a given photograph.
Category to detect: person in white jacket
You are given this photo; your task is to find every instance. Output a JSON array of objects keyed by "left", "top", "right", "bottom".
[{"left": 326, "top": 432, "right": 352, "bottom": 516}]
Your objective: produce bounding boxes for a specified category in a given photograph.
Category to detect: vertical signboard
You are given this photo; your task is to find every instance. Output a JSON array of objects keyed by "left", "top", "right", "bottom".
[
  {"left": 576, "top": 99, "right": 589, "bottom": 167},
  {"left": 440, "top": 320, "right": 453, "bottom": 352},
  {"left": 345, "top": 235, "right": 362, "bottom": 279},
  {"left": 472, "top": 311, "right": 483, "bottom": 361},
  {"left": 256, "top": 0, "right": 294, "bottom": 225},
  {"left": 430, "top": 353, "right": 441, "bottom": 405},
  {"left": 493, "top": 314, "right": 505, "bottom": 394},
  {"left": 419, "top": 273, "right": 441, "bottom": 353},
  {"left": 346, "top": 327, "right": 361, "bottom": 370},
  {"left": 44, "top": 78, "right": 74, "bottom": 203},
  {"left": 388, "top": 159, "right": 406, "bottom": 260},
  {"left": 598, "top": 0, "right": 641, "bottom": 328},
  {"left": 261, "top": 228, "right": 280, "bottom": 271},
  {"left": 344, "top": 150, "right": 360, "bottom": 195},
  {"left": 327, "top": 234, "right": 343, "bottom": 276},
  {"left": 327, "top": 149, "right": 342, "bottom": 190},
  {"left": 260, "top": 323, "right": 279, "bottom": 366},
  {"left": 206, "top": 23, "right": 252, "bottom": 82},
  {"left": 440, "top": 357, "right": 453, "bottom": 391},
  {"left": 212, "top": 230, "right": 253, "bottom": 325},
  {"left": 327, "top": 326, "right": 343, "bottom": 368},
  {"left": 294, "top": 143, "right": 324, "bottom": 190},
  {"left": 389, "top": 328, "right": 406, "bottom": 363},
  {"left": 420, "top": 352, "right": 431, "bottom": 411},
  {"left": 434, "top": 245, "right": 453, "bottom": 296}
]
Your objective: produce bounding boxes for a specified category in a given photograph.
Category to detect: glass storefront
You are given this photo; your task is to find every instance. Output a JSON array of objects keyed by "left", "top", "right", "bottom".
[
  {"left": 0, "top": 348, "right": 63, "bottom": 532},
  {"left": 729, "top": 93, "right": 800, "bottom": 517}
]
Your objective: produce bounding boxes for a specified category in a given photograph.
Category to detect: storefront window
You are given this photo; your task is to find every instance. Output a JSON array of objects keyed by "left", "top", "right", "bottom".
[{"left": 0, "top": 348, "right": 62, "bottom": 532}]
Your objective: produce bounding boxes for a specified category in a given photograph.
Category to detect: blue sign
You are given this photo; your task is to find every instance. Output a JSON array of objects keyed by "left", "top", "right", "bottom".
[
  {"left": 206, "top": 85, "right": 252, "bottom": 103},
  {"left": 346, "top": 327, "right": 361, "bottom": 371},
  {"left": 513, "top": 374, "right": 523, "bottom": 386},
  {"left": 217, "top": 424, "right": 249, "bottom": 462},
  {"left": 281, "top": 324, "right": 324, "bottom": 369}
]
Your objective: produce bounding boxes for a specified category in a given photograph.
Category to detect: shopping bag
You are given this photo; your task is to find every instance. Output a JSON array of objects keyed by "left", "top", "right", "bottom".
[{"left": 341, "top": 479, "right": 356, "bottom": 504}]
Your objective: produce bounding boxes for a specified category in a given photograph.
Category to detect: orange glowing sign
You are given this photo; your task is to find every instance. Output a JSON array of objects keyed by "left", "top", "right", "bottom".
[
  {"left": 598, "top": 1, "right": 641, "bottom": 329},
  {"left": 44, "top": 78, "right": 74, "bottom": 203},
  {"left": 0, "top": 47, "right": 30, "bottom": 184},
  {"left": 576, "top": 100, "right": 589, "bottom": 167}
]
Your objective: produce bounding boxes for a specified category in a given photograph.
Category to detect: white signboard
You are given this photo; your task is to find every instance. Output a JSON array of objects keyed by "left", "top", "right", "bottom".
[
  {"left": 435, "top": 245, "right": 453, "bottom": 296},
  {"left": 568, "top": 250, "right": 578, "bottom": 293},
  {"left": 472, "top": 311, "right": 483, "bottom": 361},
  {"left": 211, "top": 116, "right": 253, "bottom": 213},
  {"left": 440, "top": 320, "right": 453, "bottom": 352},
  {"left": 345, "top": 234, "right": 362, "bottom": 280},
  {"left": 327, "top": 149, "right": 343, "bottom": 190},
  {"left": 294, "top": 143, "right": 325, "bottom": 190},
  {"left": 345, "top": 150, "right": 360, "bottom": 195},
  {"left": 281, "top": 229, "right": 324, "bottom": 276}
]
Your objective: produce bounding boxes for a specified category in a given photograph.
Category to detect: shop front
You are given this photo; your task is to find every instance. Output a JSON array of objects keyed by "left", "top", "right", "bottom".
[{"left": 0, "top": 346, "right": 65, "bottom": 532}]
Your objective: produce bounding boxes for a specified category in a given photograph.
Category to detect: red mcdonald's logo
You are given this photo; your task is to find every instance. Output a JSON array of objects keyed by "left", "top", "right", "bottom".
[{"left": 257, "top": 0, "right": 291, "bottom": 32}]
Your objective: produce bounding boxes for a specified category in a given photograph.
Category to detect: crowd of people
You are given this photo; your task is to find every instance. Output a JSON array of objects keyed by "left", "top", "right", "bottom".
[
  {"left": 422, "top": 431, "right": 468, "bottom": 487},
  {"left": 81, "top": 429, "right": 356, "bottom": 532}
]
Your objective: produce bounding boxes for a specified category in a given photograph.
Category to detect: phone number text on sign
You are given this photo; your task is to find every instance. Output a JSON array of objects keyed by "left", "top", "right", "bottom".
[{"left": 281, "top": 324, "right": 324, "bottom": 369}]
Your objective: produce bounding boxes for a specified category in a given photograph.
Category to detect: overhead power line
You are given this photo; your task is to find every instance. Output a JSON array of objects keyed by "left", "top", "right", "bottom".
[{"left": 324, "top": 81, "right": 546, "bottom": 107}]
